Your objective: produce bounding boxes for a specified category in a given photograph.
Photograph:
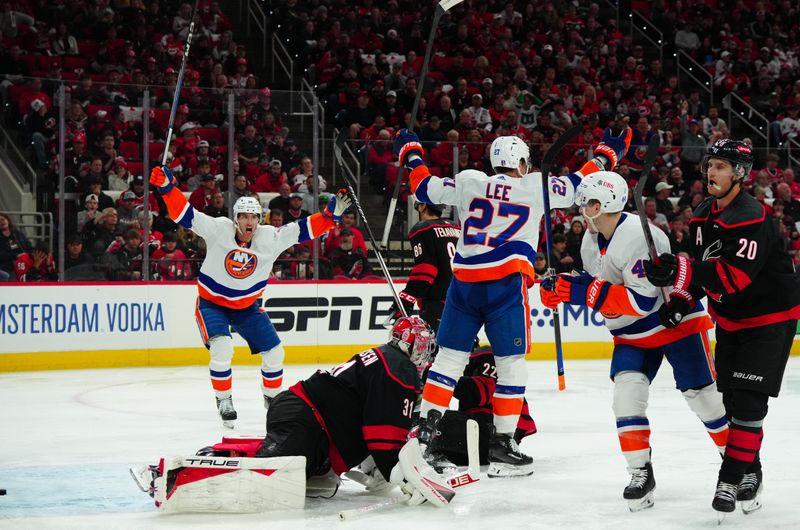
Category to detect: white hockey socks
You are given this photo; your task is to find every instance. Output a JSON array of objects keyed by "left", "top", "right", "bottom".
[
  {"left": 682, "top": 382, "right": 729, "bottom": 455},
  {"left": 493, "top": 355, "right": 527, "bottom": 435},
  {"left": 260, "top": 344, "right": 285, "bottom": 400},
  {"left": 613, "top": 371, "right": 651, "bottom": 471},
  {"left": 420, "top": 347, "right": 469, "bottom": 420},
  {"left": 209, "top": 335, "right": 234, "bottom": 399}
]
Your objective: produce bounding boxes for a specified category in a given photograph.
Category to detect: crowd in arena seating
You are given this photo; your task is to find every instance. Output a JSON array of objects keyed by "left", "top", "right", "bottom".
[
  {"left": 0, "top": 0, "right": 365, "bottom": 281},
  {"left": 2, "top": 0, "right": 800, "bottom": 283}
]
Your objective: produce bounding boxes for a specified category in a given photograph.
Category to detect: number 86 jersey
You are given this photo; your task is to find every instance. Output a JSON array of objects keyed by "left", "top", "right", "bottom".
[{"left": 413, "top": 169, "right": 579, "bottom": 287}]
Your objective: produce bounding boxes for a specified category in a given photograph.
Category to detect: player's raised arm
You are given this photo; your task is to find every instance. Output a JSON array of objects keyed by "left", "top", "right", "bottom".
[
  {"left": 547, "top": 126, "right": 634, "bottom": 209},
  {"left": 150, "top": 165, "right": 227, "bottom": 238},
  {"left": 393, "top": 129, "right": 458, "bottom": 206},
  {"left": 270, "top": 190, "right": 353, "bottom": 253}
]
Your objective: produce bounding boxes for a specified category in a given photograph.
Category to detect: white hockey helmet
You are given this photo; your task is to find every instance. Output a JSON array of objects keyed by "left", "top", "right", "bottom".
[
  {"left": 233, "top": 196, "right": 263, "bottom": 221},
  {"left": 490, "top": 135, "right": 530, "bottom": 173},
  {"left": 574, "top": 171, "right": 628, "bottom": 214}
]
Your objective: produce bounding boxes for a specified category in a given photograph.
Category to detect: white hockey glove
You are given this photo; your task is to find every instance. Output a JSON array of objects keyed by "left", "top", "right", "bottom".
[
  {"left": 322, "top": 188, "right": 353, "bottom": 222},
  {"left": 344, "top": 455, "right": 392, "bottom": 492},
  {"left": 389, "top": 439, "right": 455, "bottom": 508}
]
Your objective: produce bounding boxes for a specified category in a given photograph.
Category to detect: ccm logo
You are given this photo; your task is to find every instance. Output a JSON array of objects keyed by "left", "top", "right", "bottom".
[
  {"left": 184, "top": 458, "right": 240, "bottom": 467},
  {"left": 732, "top": 372, "right": 763, "bottom": 382}
]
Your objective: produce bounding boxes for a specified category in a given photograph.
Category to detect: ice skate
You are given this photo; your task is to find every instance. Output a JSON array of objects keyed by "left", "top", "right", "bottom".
[
  {"left": 487, "top": 431, "right": 533, "bottom": 478},
  {"left": 712, "top": 480, "right": 738, "bottom": 524},
  {"left": 216, "top": 396, "right": 237, "bottom": 428},
  {"left": 737, "top": 470, "right": 763, "bottom": 515},
  {"left": 129, "top": 464, "right": 158, "bottom": 497},
  {"left": 263, "top": 395, "right": 273, "bottom": 411},
  {"left": 410, "top": 410, "right": 456, "bottom": 474},
  {"left": 623, "top": 462, "right": 655, "bottom": 512}
]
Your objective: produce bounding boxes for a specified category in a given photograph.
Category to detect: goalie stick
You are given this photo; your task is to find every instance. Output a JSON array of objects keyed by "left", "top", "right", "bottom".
[
  {"left": 338, "top": 419, "right": 480, "bottom": 521},
  {"left": 333, "top": 129, "right": 406, "bottom": 316},
  {"left": 631, "top": 135, "right": 668, "bottom": 304},
  {"left": 380, "top": 0, "right": 465, "bottom": 249},
  {"left": 539, "top": 125, "right": 582, "bottom": 391}
]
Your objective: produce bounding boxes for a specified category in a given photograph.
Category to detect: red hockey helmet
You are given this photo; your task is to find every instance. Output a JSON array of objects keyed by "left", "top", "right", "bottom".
[{"left": 390, "top": 316, "right": 436, "bottom": 372}]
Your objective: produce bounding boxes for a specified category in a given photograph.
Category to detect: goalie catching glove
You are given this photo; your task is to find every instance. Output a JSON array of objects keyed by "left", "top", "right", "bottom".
[
  {"left": 389, "top": 438, "right": 455, "bottom": 507},
  {"left": 321, "top": 188, "right": 353, "bottom": 223}
]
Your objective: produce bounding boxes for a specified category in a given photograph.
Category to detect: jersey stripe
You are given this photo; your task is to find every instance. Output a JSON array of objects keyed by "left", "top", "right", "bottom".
[
  {"left": 198, "top": 273, "right": 268, "bottom": 299},
  {"left": 363, "top": 424, "right": 408, "bottom": 441},
  {"left": 197, "top": 284, "right": 263, "bottom": 309},
  {"left": 414, "top": 175, "right": 434, "bottom": 204},
  {"left": 612, "top": 312, "right": 714, "bottom": 348}
]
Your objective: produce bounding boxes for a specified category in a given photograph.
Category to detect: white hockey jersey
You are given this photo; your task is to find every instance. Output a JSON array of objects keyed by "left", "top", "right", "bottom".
[
  {"left": 161, "top": 188, "right": 332, "bottom": 309},
  {"left": 579, "top": 212, "right": 713, "bottom": 348},
  {"left": 413, "top": 169, "right": 579, "bottom": 287}
]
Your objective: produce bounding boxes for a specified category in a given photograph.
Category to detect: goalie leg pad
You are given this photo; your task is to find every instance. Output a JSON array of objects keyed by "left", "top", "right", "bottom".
[
  {"left": 392, "top": 438, "right": 456, "bottom": 508},
  {"left": 153, "top": 455, "right": 306, "bottom": 513},
  {"left": 613, "top": 371, "right": 651, "bottom": 471},
  {"left": 256, "top": 391, "right": 329, "bottom": 478}
]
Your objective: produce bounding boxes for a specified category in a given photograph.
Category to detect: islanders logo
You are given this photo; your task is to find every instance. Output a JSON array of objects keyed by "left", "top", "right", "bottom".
[{"left": 224, "top": 249, "right": 257, "bottom": 279}]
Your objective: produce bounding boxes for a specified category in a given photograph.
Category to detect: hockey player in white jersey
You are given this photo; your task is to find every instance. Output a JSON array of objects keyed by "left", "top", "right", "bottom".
[
  {"left": 393, "top": 126, "right": 632, "bottom": 477},
  {"left": 149, "top": 165, "right": 351, "bottom": 427},
  {"left": 539, "top": 171, "right": 729, "bottom": 510}
]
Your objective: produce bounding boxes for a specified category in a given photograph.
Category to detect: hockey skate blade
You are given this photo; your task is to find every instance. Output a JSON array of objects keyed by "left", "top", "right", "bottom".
[
  {"left": 487, "top": 461, "right": 534, "bottom": 478},
  {"left": 741, "top": 487, "right": 763, "bottom": 515},
  {"left": 716, "top": 511, "right": 727, "bottom": 525},
  {"left": 222, "top": 419, "right": 235, "bottom": 429},
  {"left": 627, "top": 490, "right": 655, "bottom": 512}
]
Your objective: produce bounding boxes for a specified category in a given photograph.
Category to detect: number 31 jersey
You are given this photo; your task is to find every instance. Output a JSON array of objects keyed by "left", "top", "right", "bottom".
[{"left": 414, "top": 169, "right": 578, "bottom": 287}]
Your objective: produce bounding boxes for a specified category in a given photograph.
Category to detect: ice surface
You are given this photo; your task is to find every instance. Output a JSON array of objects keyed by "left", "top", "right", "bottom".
[{"left": 1, "top": 359, "right": 798, "bottom": 529}]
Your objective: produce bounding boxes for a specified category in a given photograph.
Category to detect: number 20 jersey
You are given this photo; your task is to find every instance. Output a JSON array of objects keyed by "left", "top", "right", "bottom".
[{"left": 414, "top": 169, "right": 578, "bottom": 287}]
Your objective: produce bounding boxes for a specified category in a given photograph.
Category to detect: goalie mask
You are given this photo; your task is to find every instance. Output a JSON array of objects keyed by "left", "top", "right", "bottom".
[
  {"left": 490, "top": 135, "right": 530, "bottom": 175},
  {"left": 390, "top": 316, "right": 436, "bottom": 373}
]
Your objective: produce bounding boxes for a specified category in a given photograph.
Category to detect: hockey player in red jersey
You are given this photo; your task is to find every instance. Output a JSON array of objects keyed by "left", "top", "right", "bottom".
[
  {"left": 645, "top": 138, "right": 800, "bottom": 518},
  {"left": 132, "top": 316, "right": 454, "bottom": 509}
]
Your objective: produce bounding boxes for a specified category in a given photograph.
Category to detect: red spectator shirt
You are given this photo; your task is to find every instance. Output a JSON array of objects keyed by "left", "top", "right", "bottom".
[
  {"left": 151, "top": 248, "right": 191, "bottom": 280},
  {"left": 15, "top": 253, "right": 57, "bottom": 282},
  {"left": 189, "top": 186, "right": 219, "bottom": 211},
  {"left": 325, "top": 226, "right": 367, "bottom": 256}
]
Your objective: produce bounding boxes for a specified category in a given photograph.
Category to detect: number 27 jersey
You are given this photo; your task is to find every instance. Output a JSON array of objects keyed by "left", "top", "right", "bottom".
[{"left": 414, "top": 169, "right": 578, "bottom": 287}]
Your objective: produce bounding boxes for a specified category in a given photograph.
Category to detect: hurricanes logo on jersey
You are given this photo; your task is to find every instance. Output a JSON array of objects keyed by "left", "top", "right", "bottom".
[{"left": 224, "top": 249, "right": 257, "bottom": 279}]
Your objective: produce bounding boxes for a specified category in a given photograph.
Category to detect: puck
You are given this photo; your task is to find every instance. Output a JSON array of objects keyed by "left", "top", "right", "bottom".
[{"left": 0, "top": 489, "right": 6, "bottom": 495}]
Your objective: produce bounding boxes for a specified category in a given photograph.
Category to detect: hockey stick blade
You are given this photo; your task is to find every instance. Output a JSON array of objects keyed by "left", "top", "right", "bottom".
[
  {"left": 438, "top": 0, "right": 465, "bottom": 12},
  {"left": 338, "top": 495, "right": 409, "bottom": 521},
  {"left": 631, "top": 135, "right": 669, "bottom": 302}
]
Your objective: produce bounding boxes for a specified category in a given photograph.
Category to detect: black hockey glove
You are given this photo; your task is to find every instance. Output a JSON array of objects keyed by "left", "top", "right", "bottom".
[
  {"left": 658, "top": 292, "right": 691, "bottom": 329},
  {"left": 643, "top": 253, "right": 678, "bottom": 287}
]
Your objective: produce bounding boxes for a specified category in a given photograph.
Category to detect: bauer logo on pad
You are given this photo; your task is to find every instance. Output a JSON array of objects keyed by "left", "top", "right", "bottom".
[{"left": 225, "top": 249, "right": 257, "bottom": 279}]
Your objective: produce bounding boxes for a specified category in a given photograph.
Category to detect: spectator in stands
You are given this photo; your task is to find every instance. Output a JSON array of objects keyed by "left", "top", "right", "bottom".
[
  {"left": 328, "top": 228, "right": 372, "bottom": 279},
  {"left": 24, "top": 98, "right": 56, "bottom": 169},
  {"left": 777, "top": 183, "right": 800, "bottom": 221},
  {"left": 108, "top": 157, "right": 132, "bottom": 191},
  {"left": 549, "top": 233, "right": 575, "bottom": 274},
  {"left": 189, "top": 173, "right": 220, "bottom": 211},
  {"left": 64, "top": 234, "right": 92, "bottom": 275},
  {"left": 420, "top": 115, "right": 446, "bottom": 146},
  {"left": 204, "top": 192, "right": 228, "bottom": 218},
  {"left": 186, "top": 158, "right": 212, "bottom": 191},
  {"left": 679, "top": 102, "right": 706, "bottom": 176},
  {"left": 77, "top": 193, "right": 101, "bottom": 231},
  {"left": 0, "top": 213, "right": 31, "bottom": 281},
  {"left": 83, "top": 207, "right": 118, "bottom": 259},
  {"left": 268, "top": 209, "right": 284, "bottom": 228},
  {"left": 290, "top": 157, "right": 327, "bottom": 191},
  {"left": 268, "top": 182, "right": 292, "bottom": 213},
  {"left": 533, "top": 252, "right": 548, "bottom": 279},
  {"left": 644, "top": 197, "right": 670, "bottom": 233},
  {"left": 107, "top": 228, "right": 143, "bottom": 281},
  {"left": 430, "top": 129, "right": 461, "bottom": 176},
  {"left": 366, "top": 129, "right": 395, "bottom": 193},
  {"left": 431, "top": 95, "right": 457, "bottom": 132},
  {"left": 151, "top": 231, "right": 191, "bottom": 281},
  {"left": 325, "top": 210, "right": 366, "bottom": 255},
  {"left": 654, "top": 182, "right": 676, "bottom": 220},
  {"left": 14, "top": 241, "right": 57, "bottom": 282},
  {"left": 82, "top": 158, "right": 109, "bottom": 191},
  {"left": 771, "top": 105, "right": 800, "bottom": 147},
  {"left": 341, "top": 90, "right": 377, "bottom": 140},
  {"left": 298, "top": 176, "right": 325, "bottom": 213},
  {"left": 225, "top": 174, "right": 251, "bottom": 209},
  {"left": 83, "top": 176, "right": 115, "bottom": 211},
  {"left": 702, "top": 105, "right": 727, "bottom": 139},
  {"left": 237, "top": 124, "right": 264, "bottom": 166},
  {"left": 253, "top": 159, "right": 287, "bottom": 192},
  {"left": 116, "top": 191, "right": 139, "bottom": 228},
  {"left": 285, "top": 192, "right": 309, "bottom": 223},
  {"left": 668, "top": 217, "right": 692, "bottom": 256},
  {"left": 565, "top": 219, "right": 585, "bottom": 270}
]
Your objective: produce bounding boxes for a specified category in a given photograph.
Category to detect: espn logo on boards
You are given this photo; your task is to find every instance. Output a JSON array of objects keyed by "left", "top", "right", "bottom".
[{"left": 253, "top": 296, "right": 394, "bottom": 332}]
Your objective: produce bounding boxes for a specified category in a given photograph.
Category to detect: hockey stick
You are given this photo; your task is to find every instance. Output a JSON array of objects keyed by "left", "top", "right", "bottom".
[
  {"left": 338, "top": 418, "right": 479, "bottom": 521},
  {"left": 333, "top": 129, "right": 406, "bottom": 317},
  {"left": 539, "top": 125, "right": 582, "bottom": 392},
  {"left": 631, "top": 135, "right": 669, "bottom": 303},
  {"left": 161, "top": 0, "right": 200, "bottom": 166},
  {"left": 380, "top": 0, "right": 465, "bottom": 249}
]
